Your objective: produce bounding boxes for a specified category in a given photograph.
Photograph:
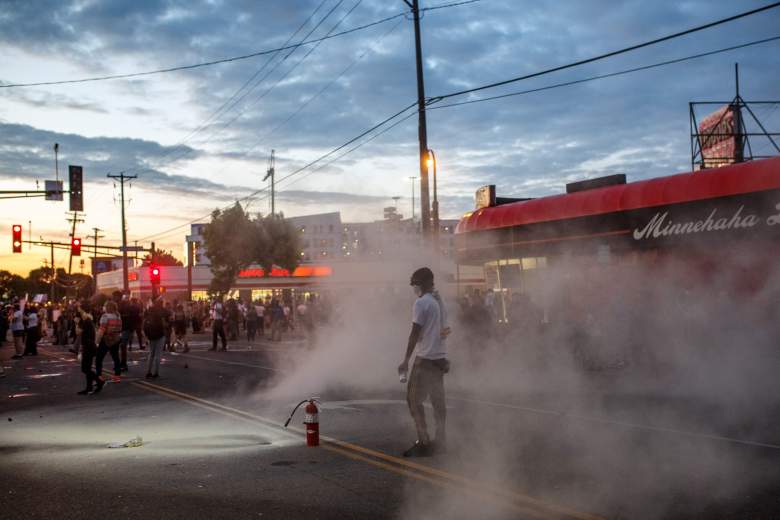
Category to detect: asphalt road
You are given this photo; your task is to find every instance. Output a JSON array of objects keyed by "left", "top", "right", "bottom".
[{"left": 1, "top": 333, "right": 778, "bottom": 520}]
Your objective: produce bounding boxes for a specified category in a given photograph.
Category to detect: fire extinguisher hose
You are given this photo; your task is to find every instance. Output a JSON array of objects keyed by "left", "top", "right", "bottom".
[{"left": 283, "top": 400, "right": 309, "bottom": 428}]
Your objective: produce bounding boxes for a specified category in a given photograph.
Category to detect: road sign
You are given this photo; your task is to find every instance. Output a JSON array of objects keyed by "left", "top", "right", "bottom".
[
  {"left": 45, "top": 180, "right": 64, "bottom": 201},
  {"left": 119, "top": 245, "right": 145, "bottom": 252}
]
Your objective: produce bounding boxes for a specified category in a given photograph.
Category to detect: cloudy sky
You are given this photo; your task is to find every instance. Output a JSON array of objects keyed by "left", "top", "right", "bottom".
[{"left": 1, "top": 0, "right": 778, "bottom": 274}]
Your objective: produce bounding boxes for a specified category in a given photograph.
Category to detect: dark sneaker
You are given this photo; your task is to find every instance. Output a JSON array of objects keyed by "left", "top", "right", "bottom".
[
  {"left": 11, "top": 354, "right": 22, "bottom": 359},
  {"left": 151, "top": 373, "right": 159, "bottom": 379},
  {"left": 403, "top": 441, "right": 432, "bottom": 457},
  {"left": 77, "top": 389, "right": 90, "bottom": 395},
  {"left": 145, "top": 373, "right": 153, "bottom": 379},
  {"left": 92, "top": 378, "right": 105, "bottom": 393}
]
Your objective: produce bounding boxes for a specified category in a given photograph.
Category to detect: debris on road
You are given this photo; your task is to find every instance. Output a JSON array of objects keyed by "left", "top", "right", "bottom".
[{"left": 107, "top": 436, "right": 144, "bottom": 448}]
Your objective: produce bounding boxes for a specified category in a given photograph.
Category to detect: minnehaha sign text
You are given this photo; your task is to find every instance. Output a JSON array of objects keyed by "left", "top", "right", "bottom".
[{"left": 633, "top": 203, "right": 780, "bottom": 241}]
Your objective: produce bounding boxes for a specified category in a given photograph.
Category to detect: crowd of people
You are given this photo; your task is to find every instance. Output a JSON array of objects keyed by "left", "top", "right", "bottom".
[{"left": 1, "top": 291, "right": 327, "bottom": 384}]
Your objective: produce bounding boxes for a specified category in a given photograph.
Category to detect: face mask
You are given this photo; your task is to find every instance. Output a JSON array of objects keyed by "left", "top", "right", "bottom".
[{"left": 412, "top": 285, "right": 423, "bottom": 297}]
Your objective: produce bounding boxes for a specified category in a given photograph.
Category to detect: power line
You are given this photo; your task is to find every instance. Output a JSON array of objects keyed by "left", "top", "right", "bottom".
[
  {"left": 423, "top": 0, "right": 483, "bottom": 12},
  {"left": 0, "top": 0, "right": 480, "bottom": 89},
  {"left": 427, "top": 2, "right": 780, "bottom": 104},
  {"left": 125, "top": 0, "right": 340, "bottom": 176},
  {"left": 172, "top": 0, "right": 355, "bottom": 163},
  {"left": 123, "top": 0, "right": 331, "bottom": 175},
  {"left": 133, "top": 101, "right": 418, "bottom": 242},
  {"left": 216, "top": 13, "right": 405, "bottom": 179},
  {"left": 428, "top": 35, "right": 780, "bottom": 110}
]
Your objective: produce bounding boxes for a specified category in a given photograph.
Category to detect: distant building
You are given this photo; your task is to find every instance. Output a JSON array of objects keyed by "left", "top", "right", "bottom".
[
  {"left": 186, "top": 223, "right": 209, "bottom": 266},
  {"left": 182, "top": 211, "right": 458, "bottom": 265},
  {"left": 287, "top": 212, "right": 343, "bottom": 262}
]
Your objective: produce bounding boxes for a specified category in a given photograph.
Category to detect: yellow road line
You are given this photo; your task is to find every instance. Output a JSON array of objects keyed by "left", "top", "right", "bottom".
[{"left": 133, "top": 380, "right": 605, "bottom": 520}]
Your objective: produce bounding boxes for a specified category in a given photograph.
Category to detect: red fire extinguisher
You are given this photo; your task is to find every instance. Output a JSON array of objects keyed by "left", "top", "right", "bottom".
[{"left": 284, "top": 397, "right": 320, "bottom": 447}]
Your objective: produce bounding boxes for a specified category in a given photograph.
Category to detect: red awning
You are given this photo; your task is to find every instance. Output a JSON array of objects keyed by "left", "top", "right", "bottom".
[{"left": 456, "top": 157, "right": 780, "bottom": 234}]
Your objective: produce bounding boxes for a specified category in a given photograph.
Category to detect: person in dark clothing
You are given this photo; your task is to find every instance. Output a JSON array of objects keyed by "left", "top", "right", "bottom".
[
  {"left": 245, "top": 303, "right": 258, "bottom": 342},
  {"left": 130, "top": 298, "right": 145, "bottom": 350},
  {"left": 0, "top": 307, "right": 9, "bottom": 346},
  {"left": 76, "top": 303, "right": 98, "bottom": 395},
  {"left": 144, "top": 297, "right": 171, "bottom": 378},
  {"left": 23, "top": 305, "right": 39, "bottom": 356},
  {"left": 118, "top": 295, "right": 134, "bottom": 371}
]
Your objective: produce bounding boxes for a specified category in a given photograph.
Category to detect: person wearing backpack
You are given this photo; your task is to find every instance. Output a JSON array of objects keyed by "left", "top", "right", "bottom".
[
  {"left": 95, "top": 300, "right": 123, "bottom": 386},
  {"left": 144, "top": 297, "right": 171, "bottom": 379}
]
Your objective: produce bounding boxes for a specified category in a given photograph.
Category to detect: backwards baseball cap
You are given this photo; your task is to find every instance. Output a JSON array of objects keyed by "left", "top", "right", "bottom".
[{"left": 410, "top": 267, "right": 434, "bottom": 286}]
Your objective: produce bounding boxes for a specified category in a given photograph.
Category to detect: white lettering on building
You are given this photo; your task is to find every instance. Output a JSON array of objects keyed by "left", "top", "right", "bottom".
[{"left": 633, "top": 205, "right": 759, "bottom": 240}]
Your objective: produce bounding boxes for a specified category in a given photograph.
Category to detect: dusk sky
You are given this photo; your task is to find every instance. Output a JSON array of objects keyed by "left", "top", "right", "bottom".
[{"left": 1, "top": 0, "right": 778, "bottom": 275}]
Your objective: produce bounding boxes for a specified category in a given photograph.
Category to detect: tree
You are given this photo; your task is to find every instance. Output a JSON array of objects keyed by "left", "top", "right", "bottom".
[
  {"left": 0, "top": 270, "right": 26, "bottom": 300},
  {"left": 142, "top": 248, "right": 183, "bottom": 266},
  {"left": 203, "top": 203, "right": 300, "bottom": 295}
]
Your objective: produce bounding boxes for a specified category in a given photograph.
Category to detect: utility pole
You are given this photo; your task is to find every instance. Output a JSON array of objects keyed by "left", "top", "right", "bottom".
[
  {"left": 66, "top": 211, "right": 84, "bottom": 274},
  {"left": 263, "top": 149, "right": 276, "bottom": 216},
  {"left": 49, "top": 241, "right": 55, "bottom": 302},
  {"left": 404, "top": 0, "right": 431, "bottom": 239},
  {"left": 107, "top": 172, "right": 137, "bottom": 293},
  {"left": 87, "top": 227, "right": 105, "bottom": 275},
  {"left": 409, "top": 176, "right": 417, "bottom": 220}
]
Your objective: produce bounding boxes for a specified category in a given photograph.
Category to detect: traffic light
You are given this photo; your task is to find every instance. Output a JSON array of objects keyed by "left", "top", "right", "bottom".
[
  {"left": 150, "top": 264, "right": 161, "bottom": 285},
  {"left": 71, "top": 237, "right": 82, "bottom": 256},
  {"left": 69, "top": 165, "right": 83, "bottom": 211},
  {"left": 12, "top": 224, "right": 22, "bottom": 253}
]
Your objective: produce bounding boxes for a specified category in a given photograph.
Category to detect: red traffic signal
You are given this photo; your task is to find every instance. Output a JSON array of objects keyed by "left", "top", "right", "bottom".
[
  {"left": 12, "top": 224, "right": 22, "bottom": 253},
  {"left": 71, "top": 237, "right": 82, "bottom": 256},
  {"left": 150, "top": 265, "right": 161, "bottom": 285}
]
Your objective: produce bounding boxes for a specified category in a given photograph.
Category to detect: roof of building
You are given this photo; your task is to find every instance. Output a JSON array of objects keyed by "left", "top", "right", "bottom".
[{"left": 456, "top": 156, "right": 780, "bottom": 234}]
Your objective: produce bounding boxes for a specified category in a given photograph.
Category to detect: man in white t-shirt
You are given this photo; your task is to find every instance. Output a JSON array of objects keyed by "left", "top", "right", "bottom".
[
  {"left": 209, "top": 296, "right": 227, "bottom": 351},
  {"left": 398, "top": 267, "right": 450, "bottom": 457}
]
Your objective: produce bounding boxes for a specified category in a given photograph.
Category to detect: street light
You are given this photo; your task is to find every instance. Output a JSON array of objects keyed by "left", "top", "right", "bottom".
[{"left": 427, "top": 149, "right": 440, "bottom": 244}]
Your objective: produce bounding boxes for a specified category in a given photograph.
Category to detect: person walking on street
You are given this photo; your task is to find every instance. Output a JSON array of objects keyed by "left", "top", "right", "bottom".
[
  {"left": 245, "top": 302, "right": 258, "bottom": 342},
  {"left": 95, "top": 300, "right": 123, "bottom": 384},
  {"left": 398, "top": 267, "right": 451, "bottom": 457},
  {"left": 210, "top": 296, "right": 227, "bottom": 351},
  {"left": 23, "top": 305, "right": 39, "bottom": 356},
  {"left": 117, "top": 292, "right": 134, "bottom": 372},
  {"left": 144, "top": 297, "right": 170, "bottom": 379},
  {"left": 172, "top": 303, "right": 189, "bottom": 353},
  {"left": 0, "top": 305, "right": 10, "bottom": 347},
  {"left": 10, "top": 303, "right": 25, "bottom": 359},
  {"left": 76, "top": 303, "right": 98, "bottom": 395}
]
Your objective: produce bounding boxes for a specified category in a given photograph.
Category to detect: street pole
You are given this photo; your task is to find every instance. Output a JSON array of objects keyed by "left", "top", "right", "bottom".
[
  {"left": 107, "top": 172, "right": 137, "bottom": 293},
  {"left": 263, "top": 149, "right": 276, "bottom": 216},
  {"left": 54, "top": 143, "right": 59, "bottom": 182},
  {"left": 66, "top": 211, "right": 83, "bottom": 274},
  {"left": 50, "top": 241, "right": 55, "bottom": 302},
  {"left": 187, "top": 240, "right": 193, "bottom": 301},
  {"left": 428, "top": 149, "right": 440, "bottom": 246},
  {"left": 404, "top": 0, "right": 431, "bottom": 239},
  {"left": 409, "top": 176, "right": 417, "bottom": 221},
  {"left": 87, "top": 227, "right": 105, "bottom": 282}
]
